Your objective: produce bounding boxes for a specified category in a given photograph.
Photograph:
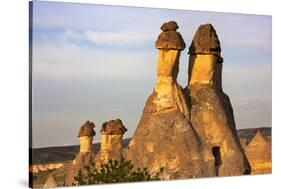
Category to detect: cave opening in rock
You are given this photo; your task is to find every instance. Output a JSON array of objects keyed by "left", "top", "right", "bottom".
[{"left": 212, "top": 146, "right": 222, "bottom": 175}]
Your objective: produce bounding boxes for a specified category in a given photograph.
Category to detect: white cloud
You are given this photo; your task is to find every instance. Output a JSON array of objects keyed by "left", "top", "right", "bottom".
[{"left": 82, "top": 30, "right": 156, "bottom": 46}]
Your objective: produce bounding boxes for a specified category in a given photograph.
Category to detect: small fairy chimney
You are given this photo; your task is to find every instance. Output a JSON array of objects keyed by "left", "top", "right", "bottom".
[
  {"left": 65, "top": 121, "right": 96, "bottom": 186},
  {"left": 188, "top": 24, "right": 223, "bottom": 89},
  {"left": 95, "top": 119, "right": 127, "bottom": 165},
  {"left": 77, "top": 120, "right": 96, "bottom": 153},
  {"left": 154, "top": 21, "right": 188, "bottom": 114}
]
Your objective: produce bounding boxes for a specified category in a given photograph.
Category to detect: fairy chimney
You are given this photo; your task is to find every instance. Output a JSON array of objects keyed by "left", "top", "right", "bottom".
[
  {"left": 154, "top": 21, "right": 188, "bottom": 114},
  {"left": 95, "top": 119, "right": 127, "bottom": 165},
  {"left": 65, "top": 121, "right": 96, "bottom": 186},
  {"left": 186, "top": 24, "right": 251, "bottom": 176},
  {"left": 125, "top": 21, "right": 207, "bottom": 180},
  {"left": 78, "top": 120, "right": 96, "bottom": 153},
  {"left": 188, "top": 24, "right": 223, "bottom": 89}
]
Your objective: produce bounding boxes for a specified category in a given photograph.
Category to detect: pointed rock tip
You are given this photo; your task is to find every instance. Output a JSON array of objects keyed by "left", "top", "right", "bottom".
[
  {"left": 249, "top": 130, "right": 267, "bottom": 146},
  {"left": 189, "top": 23, "right": 221, "bottom": 55}
]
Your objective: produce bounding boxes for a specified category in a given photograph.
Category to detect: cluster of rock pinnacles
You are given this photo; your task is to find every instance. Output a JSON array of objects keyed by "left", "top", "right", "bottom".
[{"left": 65, "top": 21, "right": 251, "bottom": 185}]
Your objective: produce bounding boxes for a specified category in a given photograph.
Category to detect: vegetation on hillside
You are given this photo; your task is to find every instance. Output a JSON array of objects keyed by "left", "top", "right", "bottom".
[{"left": 74, "top": 159, "right": 163, "bottom": 185}]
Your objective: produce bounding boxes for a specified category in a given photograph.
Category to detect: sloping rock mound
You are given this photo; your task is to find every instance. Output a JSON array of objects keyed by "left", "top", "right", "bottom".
[
  {"left": 244, "top": 131, "right": 271, "bottom": 174},
  {"left": 43, "top": 173, "right": 58, "bottom": 188},
  {"left": 187, "top": 85, "right": 250, "bottom": 175}
]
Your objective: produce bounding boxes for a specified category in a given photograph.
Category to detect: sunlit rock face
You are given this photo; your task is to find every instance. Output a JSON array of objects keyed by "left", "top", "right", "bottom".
[
  {"left": 95, "top": 119, "right": 127, "bottom": 165},
  {"left": 43, "top": 173, "right": 57, "bottom": 188},
  {"left": 245, "top": 131, "right": 272, "bottom": 174},
  {"left": 125, "top": 21, "right": 207, "bottom": 179},
  {"left": 186, "top": 24, "right": 251, "bottom": 176},
  {"left": 65, "top": 121, "right": 96, "bottom": 186}
]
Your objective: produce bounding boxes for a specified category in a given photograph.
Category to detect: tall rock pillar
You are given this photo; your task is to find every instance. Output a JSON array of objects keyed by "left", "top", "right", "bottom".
[
  {"left": 125, "top": 21, "right": 206, "bottom": 180},
  {"left": 186, "top": 24, "right": 251, "bottom": 176}
]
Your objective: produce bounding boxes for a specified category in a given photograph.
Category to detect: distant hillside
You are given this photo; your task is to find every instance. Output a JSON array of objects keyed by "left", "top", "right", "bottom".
[
  {"left": 31, "top": 138, "right": 131, "bottom": 164},
  {"left": 237, "top": 127, "right": 271, "bottom": 141},
  {"left": 31, "top": 128, "right": 271, "bottom": 164}
]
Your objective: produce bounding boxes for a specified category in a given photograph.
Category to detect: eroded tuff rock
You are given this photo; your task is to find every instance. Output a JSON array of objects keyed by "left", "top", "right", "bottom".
[
  {"left": 65, "top": 121, "right": 96, "bottom": 186},
  {"left": 95, "top": 119, "right": 127, "bottom": 165},
  {"left": 245, "top": 131, "right": 271, "bottom": 174},
  {"left": 43, "top": 173, "right": 58, "bottom": 188},
  {"left": 186, "top": 24, "right": 251, "bottom": 176},
  {"left": 125, "top": 21, "right": 207, "bottom": 179},
  {"left": 189, "top": 24, "right": 221, "bottom": 56}
]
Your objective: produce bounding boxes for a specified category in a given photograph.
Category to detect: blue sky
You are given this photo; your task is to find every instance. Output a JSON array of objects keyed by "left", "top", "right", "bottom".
[{"left": 31, "top": 1, "right": 272, "bottom": 148}]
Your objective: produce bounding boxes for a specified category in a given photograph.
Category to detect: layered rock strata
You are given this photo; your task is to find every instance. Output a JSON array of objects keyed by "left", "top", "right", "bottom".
[
  {"left": 125, "top": 21, "right": 206, "bottom": 179},
  {"left": 186, "top": 24, "right": 251, "bottom": 176}
]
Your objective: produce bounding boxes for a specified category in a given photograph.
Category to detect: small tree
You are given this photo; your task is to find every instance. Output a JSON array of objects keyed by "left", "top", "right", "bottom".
[{"left": 74, "top": 159, "right": 163, "bottom": 185}]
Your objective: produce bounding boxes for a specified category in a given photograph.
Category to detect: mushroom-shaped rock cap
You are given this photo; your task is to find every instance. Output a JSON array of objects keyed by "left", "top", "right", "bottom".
[
  {"left": 189, "top": 24, "right": 221, "bottom": 55},
  {"left": 156, "top": 21, "right": 186, "bottom": 50},
  {"left": 161, "top": 21, "right": 179, "bottom": 31},
  {"left": 78, "top": 120, "right": 96, "bottom": 137},
  {"left": 101, "top": 119, "right": 127, "bottom": 135}
]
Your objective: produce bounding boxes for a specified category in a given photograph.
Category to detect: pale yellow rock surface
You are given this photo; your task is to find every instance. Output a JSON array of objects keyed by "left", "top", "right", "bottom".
[
  {"left": 95, "top": 134, "right": 123, "bottom": 165},
  {"left": 43, "top": 174, "right": 57, "bottom": 188},
  {"left": 186, "top": 24, "right": 250, "bottom": 176},
  {"left": 154, "top": 49, "right": 189, "bottom": 116},
  {"left": 78, "top": 136, "right": 93, "bottom": 153},
  {"left": 188, "top": 54, "right": 218, "bottom": 86},
  {"left": 245, "top": 132, "right": 271, "bottom": 174},
  {"left": 126, "top": 21, "right": 207, "bottom": 179},
  {"left": 95, "top": 119, "right": 127, "bottom": 165},
  {"left": 65, "top": 121, "right": 96, "bottom": 186}
]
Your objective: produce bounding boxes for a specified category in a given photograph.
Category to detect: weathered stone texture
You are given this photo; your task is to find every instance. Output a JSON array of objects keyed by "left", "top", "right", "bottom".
[
  {"left": 126, "top": 21, "right": 207, "bottom": 179},
  {"left": 95, "top": 119, "right": 127, "bottom": 165},
  {"left": 186, "top": 24, "right": 251, "bottom": 176},
  {"left": 245, "top": 132, "right": 271, "bottom": 174},
  {"left": 156, "top": 21, "right": 186, "bottom": 50},
  {"left": 125, "top": 92, "right": 207, "bottom": 179},
  {"left": 65, "top": 152, "right": 95, "bottom": 185},
  {"left": 187, "top": 85, "right": 250, "bottom": 175},
  {"left": 78, "top": 121, "right": 95, "bottom": 137},
  {"left": 65, "top": 121, "right": 96, "bottom": 186},
  {"left": 43, "top": 173, "right": 58, "bottom": 188},
  {"left": 189, "top": 24, "right": 221, "bottom": 55}
]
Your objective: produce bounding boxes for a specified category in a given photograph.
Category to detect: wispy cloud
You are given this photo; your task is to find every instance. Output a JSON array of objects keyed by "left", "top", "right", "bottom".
[
  {"left": 33, "top": 40, "right": 156, "bottom": 81},
  {"left": 63, "top": 29, "right": 156, "bottom": 46}
]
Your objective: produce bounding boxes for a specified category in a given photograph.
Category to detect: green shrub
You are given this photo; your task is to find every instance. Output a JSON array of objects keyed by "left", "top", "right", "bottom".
[{"left": 74, "top": 159, "right": 163, "bottom": 185}]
